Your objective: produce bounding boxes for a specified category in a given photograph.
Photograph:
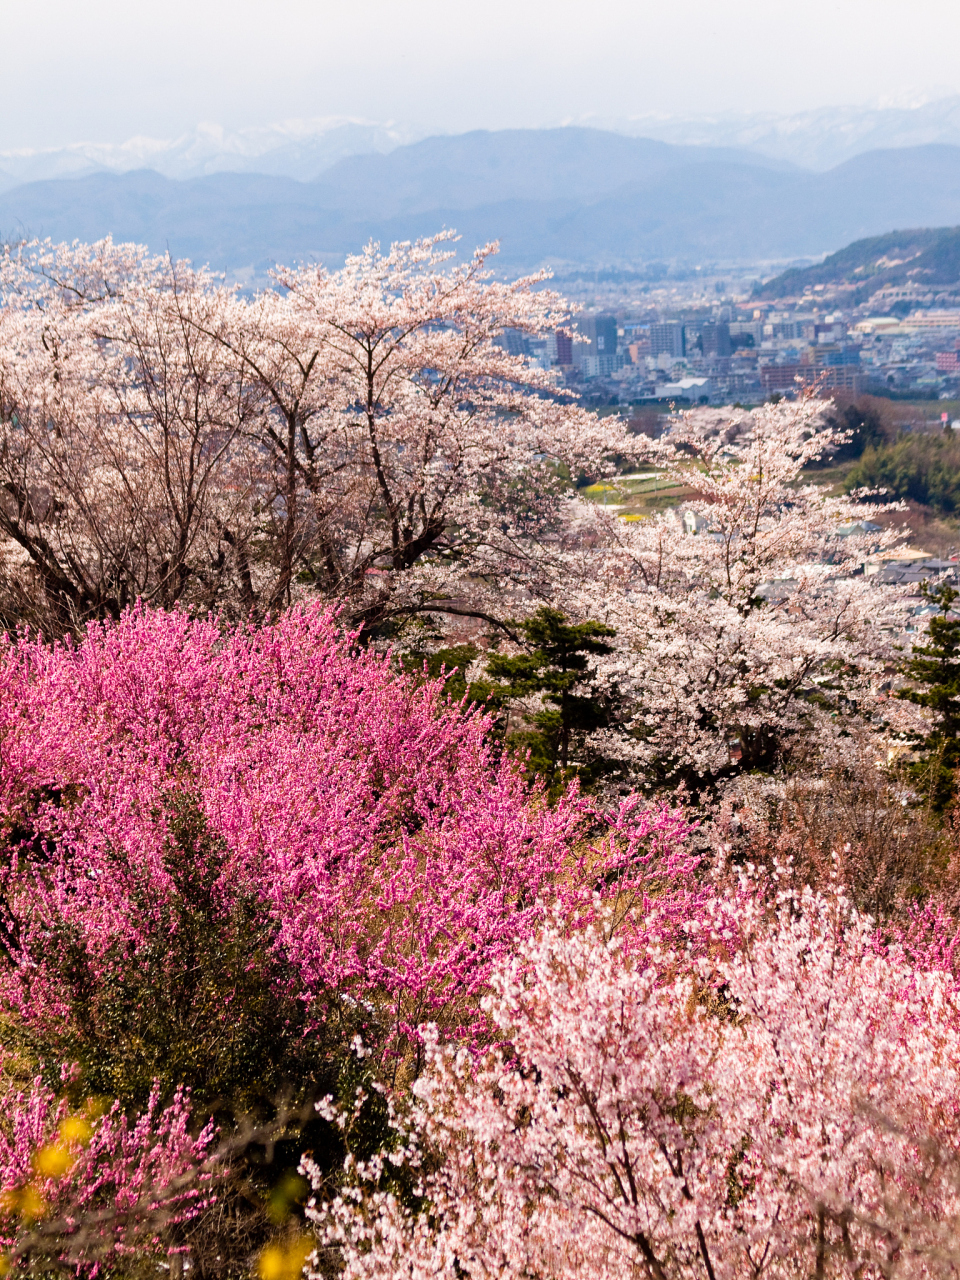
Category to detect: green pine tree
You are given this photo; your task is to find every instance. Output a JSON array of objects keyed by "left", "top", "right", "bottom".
[
  {"left": 485, "top": 606, "right": 617, "bottom": 795},
  {"left": 898, "top": 581, "right": 960, "bottom": 811}
]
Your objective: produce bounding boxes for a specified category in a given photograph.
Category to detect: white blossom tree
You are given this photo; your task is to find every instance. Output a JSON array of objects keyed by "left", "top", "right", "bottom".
[
  {"left": 0, "top": 234, "right": 634, "bottom": 632},
  {"left": 310, "top": 884, "right": 960, "bottom": 1280},
  {"left": 0, "top": 239, "right": 258, "bottom": 625},
  {"left": 536, "top": 395, "right": 914, "bottom": 796}
]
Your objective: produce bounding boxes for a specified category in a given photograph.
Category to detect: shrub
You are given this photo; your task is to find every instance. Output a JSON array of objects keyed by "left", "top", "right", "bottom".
[
  {"left": 846, "top": 430, "right": 960, "bottom": 511},
  {"left": 0, "top": 604, "right": 687, "bottom": 1273}
]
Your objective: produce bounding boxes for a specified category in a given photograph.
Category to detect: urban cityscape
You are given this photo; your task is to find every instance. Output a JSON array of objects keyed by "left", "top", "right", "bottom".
[{"left": 524, "top": 272, "right": 960, "bottom": 407}]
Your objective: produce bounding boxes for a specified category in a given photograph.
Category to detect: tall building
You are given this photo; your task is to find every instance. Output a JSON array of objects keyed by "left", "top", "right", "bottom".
[
  {"left": 577, "top": 314, "right": 618, "bottom": 356},
  {"left": 650, "top": 321, "right": 684, "bottom": 359},
  {"left": 555, "top": 329, "right": 574, "bottom": 366},
  {"left": 819, "top": 346, "right": 861, "bottom": 368},
  {"left": 575, "top": 314, "right": 621, "bottom": 377},
  {"left": 700, "top": 321, "right": 731, "bottom": 358},
  {"left": 499, "top": 328, "right": 529, "bottom": 356}
]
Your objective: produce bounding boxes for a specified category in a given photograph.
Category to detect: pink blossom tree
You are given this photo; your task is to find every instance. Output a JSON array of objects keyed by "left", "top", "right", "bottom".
[
  {"left": 0, "top": 1077, "right": 215, "bottom": 1272},
  {"left": 0, "top": 602, "right": 692, "bottom": 1101},
  {"left": 0, "top": 601, "right": 690, "bottom": 1270},
  {"left": 311, "top": 877, "right": 960, "bottom": 1280}
]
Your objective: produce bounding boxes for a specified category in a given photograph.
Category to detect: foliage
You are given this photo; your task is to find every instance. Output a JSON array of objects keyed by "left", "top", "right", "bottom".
[
  {"left": 485, "top": 606, "right": 618, "bottom": 794},
  {"left": 17, "top": 791, "right": 344, "bottom": 1117},
  {"left": 846, "top": 429, "right": 960, "bottom": 511},
  {"left": 817, "top": 399, "right": 888, "bottom": 463},
  {"left": 898, "top": 581, "right": 960, "bottom": 809},
  {"left": 399, "top": 642, "right": 501, "bottom": 712}
]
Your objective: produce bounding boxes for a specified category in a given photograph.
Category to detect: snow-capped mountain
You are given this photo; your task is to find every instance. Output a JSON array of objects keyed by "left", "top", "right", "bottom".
[
  {"left": 0, "top": 119, "right": 426, "bottom": 191},
  {"left": 9, "top": 97, "right": 960, "bottom": 191},
  {"left": 595, "top": 95, "right": 960, "bottom": 171}
]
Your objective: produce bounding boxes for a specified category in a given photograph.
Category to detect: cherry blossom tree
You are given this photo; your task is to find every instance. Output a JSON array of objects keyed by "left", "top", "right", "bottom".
[
  {"left": 0, "top": 239, "right": 258, "bottom": 629},
  {"left": 541, "top": 394, "right": 915, "bottom": 798},
  {"left": 311, "top": 877, "right": 960, "bottom": 1280},
  {"left": 0, "top": 235, "right": 636, "bottom": 634},
  {"left": 264, "top": 234, "right": 619, "bottom": 629}
]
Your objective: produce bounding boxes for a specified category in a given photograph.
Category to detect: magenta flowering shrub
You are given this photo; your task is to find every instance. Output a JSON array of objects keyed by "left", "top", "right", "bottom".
[
  {"left": 0, "top": 603, "right": 694, "bottom": 1269},
  {"left": 0, "top": 1078, "right": 214, "bottom": 1265},
  {"left": 0, "top": 605, "right": 689, "bottom": 1077}
]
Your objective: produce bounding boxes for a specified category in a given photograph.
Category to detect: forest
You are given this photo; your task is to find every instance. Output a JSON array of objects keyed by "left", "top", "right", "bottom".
[{"left": 0, "top": 233, "right": 959, "bottom": 1278}]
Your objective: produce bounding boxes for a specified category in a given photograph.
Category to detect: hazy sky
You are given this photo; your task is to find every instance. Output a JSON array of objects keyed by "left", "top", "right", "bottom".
[{"left": 5, "top": 0, "right": 960, "bottom": 149}]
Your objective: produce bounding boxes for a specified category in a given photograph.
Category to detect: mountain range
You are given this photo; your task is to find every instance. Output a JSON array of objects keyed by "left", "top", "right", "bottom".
[
  {"left": 607, "top": 96, "right": 960, "bottom": 171},
  {"left": 0, "top": 120, "right": 418, "bottom": 191},
  {"left": 10, "top": 96, "right": 960, "bottom": 185},
  {"left": 4, "top": 128, "right": 960, "bottom": 276}
]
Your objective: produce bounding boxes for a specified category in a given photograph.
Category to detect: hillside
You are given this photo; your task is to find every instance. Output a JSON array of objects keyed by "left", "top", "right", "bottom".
[
  {"left": 4, "top": 129, "right": 960, "bottom": 273},
  {"left": 755, "top": 224, "right": 960, "bottom": 300}
]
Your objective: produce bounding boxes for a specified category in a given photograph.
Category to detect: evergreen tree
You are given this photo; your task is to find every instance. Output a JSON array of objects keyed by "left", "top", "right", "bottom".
[
  {"left": 486, "top": 607, "right": 617, "bottom": 794},
  {"left": 898, "top": 581, "right": 960, "bottom": 810},
  {"left": 401, "top": 641, "right": 499, "bottom": 709}
]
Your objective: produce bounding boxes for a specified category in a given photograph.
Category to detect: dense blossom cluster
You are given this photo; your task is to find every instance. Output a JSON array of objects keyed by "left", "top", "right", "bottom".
[
  {"left": 0, "top": 234, "right": 618, "bottom": 630},
  {"left": 0, "top": 605, "right": 688, "bottom": 1055},
  {"left": 0, "top": 604, "right": 954, "bottom": 1274},
  {"left": 558, "top": 399, "right": 913, "bottom": 791},
  {"left": 311, "top": 879, "right": 960, "bottom": 1280},
  {"left": 0, "top": 604, "right": 694, "bottom": 1266},
  {"left": 0, "top": 1081, "right": 213, "bottom": 1266}
]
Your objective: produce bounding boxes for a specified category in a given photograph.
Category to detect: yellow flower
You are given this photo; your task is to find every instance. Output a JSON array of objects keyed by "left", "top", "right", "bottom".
[
  {"left": 18, "top": 1185, "right": 46, "bottom": 1221},
  {"left": 257, "top": 1236, "right": 314, "bottom": 1280},
  {"left": 2, "top": 1184, "right": 47, "bottom": 1221},
  {"left": 258, "top": 1245, "right": 286, "bottom": 1280},
  {"left": 59, "top": 1116, "right": 94, "bottom": 1146},
  {"left": 33, "top": 1143, "right": 73, "bottom": 1179}
]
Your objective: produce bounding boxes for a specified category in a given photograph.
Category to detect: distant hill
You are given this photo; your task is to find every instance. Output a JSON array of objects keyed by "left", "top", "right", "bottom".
[
  {"left": 755, "top": 225, "right": 960, "bottom": 300},
  {"left": 4, "top": 130, "right": 960, "bottom": 274},
  {"left": 0, "top": 121, "right": 417, "bottom": 192},
  {"left": 303, "top": 129, "right": 793, "bottom": 216}
]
